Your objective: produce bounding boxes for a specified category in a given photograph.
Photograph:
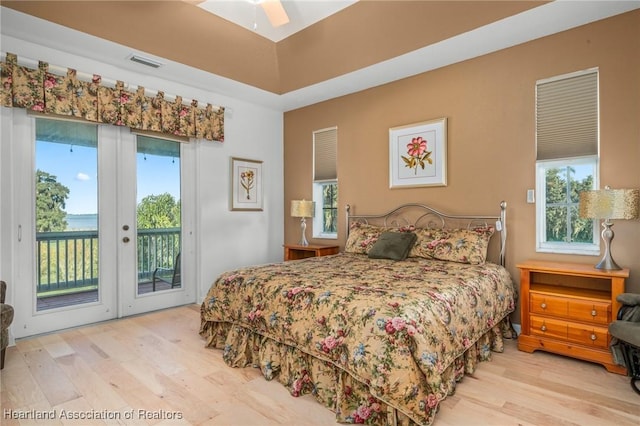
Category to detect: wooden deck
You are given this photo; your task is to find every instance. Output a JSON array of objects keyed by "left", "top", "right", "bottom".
[{"left": 36, "top": 280, "right": 180, "bottom": 311}]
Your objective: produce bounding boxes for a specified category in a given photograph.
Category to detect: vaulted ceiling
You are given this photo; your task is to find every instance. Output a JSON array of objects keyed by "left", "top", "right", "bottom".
[{"left": 2, "top": 1, "right": 638, "bottom": 111}]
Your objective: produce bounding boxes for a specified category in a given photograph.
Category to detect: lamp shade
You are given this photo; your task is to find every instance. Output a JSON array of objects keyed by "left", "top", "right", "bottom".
[
  {"left": 291, "top": 200, "right": 315, "bottom": 218},
  {"left": 579, "top": 188, "right": 640, "bottom": 220}
]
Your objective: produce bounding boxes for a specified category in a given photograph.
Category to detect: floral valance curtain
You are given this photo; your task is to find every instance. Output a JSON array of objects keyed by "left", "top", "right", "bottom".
[{"left": 0, "top": 53, "right": 224, "bottom": 142}]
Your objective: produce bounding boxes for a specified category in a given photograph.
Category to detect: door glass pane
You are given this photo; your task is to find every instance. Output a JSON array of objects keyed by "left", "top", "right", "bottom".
[
  {"left": 136, "top": 136, "right": 181, "bottom": 295},
  {"left": 35, "top": 119, "right": 98, "bottom": 311}
]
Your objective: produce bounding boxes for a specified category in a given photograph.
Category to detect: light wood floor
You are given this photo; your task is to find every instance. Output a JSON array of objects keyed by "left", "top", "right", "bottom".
[{"left": 1, "top": 304, "right": 638, "bottom": 425}]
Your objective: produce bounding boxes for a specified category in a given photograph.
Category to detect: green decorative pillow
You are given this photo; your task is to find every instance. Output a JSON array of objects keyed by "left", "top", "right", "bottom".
[{"left": 368, "top": 231, "right": 417, "bottom": 261}]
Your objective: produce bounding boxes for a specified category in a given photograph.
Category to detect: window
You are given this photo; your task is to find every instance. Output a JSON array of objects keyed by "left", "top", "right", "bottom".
[
  {"left": 536, "top": 158, "right": 598, "bottom": 253},
  {"left": 535, "top": 69, "right": 599, "bottom": 254},
  {"left": 312, "top": 127, "right": 338, "bottom": 238}
]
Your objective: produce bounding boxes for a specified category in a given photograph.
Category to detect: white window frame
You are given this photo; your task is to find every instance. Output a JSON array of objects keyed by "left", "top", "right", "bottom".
[
  {"left": 312, "top": 127, "right": 338, "bottom": 240},
  {"left": 535, "top": 68, "right": 600, "bottom": 255},
  {"left": 535, "top": 156, "right": 599, "bottom": 255}
]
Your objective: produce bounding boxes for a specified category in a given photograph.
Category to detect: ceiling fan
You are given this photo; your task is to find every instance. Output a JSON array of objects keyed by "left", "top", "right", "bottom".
[
  {"left": 258, "top": 0, "right": 290, "bottom": 27},
  {"left": 192, "top": 0, "right": 357, "bottom": 42}
]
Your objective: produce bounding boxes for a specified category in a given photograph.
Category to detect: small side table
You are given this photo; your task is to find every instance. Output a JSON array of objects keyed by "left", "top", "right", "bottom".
[
  {"left": 517, "top": 260, "right": 628, "bottom": 374},
  {"left": 284, "top": 244, "right": 339, "bottom": 261}
]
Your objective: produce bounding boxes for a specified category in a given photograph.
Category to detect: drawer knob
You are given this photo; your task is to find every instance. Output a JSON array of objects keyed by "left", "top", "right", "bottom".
[
  {"left": 591, "top": 334, "right": 597, "bottom": 341},
  {"left": 591, "top": 309, "right": 597, "bottom": 317},
  {"left": 541, "top": 324, "right": 547, "bottom": 332},
  {"left": 540, "top": 303, "right": 547, "bottom": 309}
]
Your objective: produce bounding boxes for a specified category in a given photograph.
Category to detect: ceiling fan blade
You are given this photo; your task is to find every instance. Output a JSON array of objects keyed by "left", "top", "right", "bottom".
[{"left": 261, "top": 0, "right": 290, "bottom": 28}]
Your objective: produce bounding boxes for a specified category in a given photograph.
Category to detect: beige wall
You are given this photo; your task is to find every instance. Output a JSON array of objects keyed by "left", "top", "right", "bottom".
[
  {"left": 2, "top": 1, "right": 543, "bottom": 95},
  {"left": 284, "top": 10, "right": 640, "bottom": 322}
]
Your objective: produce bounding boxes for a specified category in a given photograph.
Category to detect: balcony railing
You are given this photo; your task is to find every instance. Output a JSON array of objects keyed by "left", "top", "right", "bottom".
[{"left": 36, "top": 228, "right": 180, "bottom": 297}]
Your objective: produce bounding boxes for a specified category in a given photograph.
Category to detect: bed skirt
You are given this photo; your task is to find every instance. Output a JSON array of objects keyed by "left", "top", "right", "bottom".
[{"left": 200, "top": 314, "right": 515, "bottom": 426}]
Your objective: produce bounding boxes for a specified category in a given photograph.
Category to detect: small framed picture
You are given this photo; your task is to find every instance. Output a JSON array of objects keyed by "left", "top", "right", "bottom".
[
  {"left": 230, "top": 157, "right": 263, "bottom": 211},
  {"left": 389, "top": 117, "right": 447, "bottom": 188}
]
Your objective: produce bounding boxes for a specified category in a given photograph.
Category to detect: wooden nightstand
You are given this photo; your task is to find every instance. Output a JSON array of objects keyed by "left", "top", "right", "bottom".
[
  {"left": 517, "top": 260, "right": 628, "bottom": 374},
  {"left": 284, "top": 244, "right": 339, "bottom": 261}
]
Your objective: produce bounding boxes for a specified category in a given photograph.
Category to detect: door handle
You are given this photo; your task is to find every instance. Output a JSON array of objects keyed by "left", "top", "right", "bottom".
[
  {"left": 123, "top": 237, "right": 130, "bottom": 243},
  {"left": 122, "top": 225, "right": 130, "bottom": 231}
]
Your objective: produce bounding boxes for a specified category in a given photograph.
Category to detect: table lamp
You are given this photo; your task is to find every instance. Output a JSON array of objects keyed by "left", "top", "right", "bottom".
[
  {"left": 291, "top": 200, "right": 315, "bottom": 246},
  {"left": 579, "top": 186, "right": 639, "bottom": 270}
]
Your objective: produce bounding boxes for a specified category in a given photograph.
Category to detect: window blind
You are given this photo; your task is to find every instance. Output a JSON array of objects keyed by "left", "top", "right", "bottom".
[
  {"left": 536, "top": 70, "right": 598, "bottom": 161},
  {"left": 35, "top": 116, "right": 97, "bottom": 148},
  {"left": 136, "top": 135, "right": 180, "bottom": 158},
  {"left": 313, "top": 127, "right": 337, "bottom": 181}
]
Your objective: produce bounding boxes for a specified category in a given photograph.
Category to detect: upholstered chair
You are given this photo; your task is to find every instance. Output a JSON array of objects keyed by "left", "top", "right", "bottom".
[
  {"left": 609, "top": 293, "right": 640, "bottom": 395},
  {"left": 1, "top": 280, "right": 15, "bottom": 369}
]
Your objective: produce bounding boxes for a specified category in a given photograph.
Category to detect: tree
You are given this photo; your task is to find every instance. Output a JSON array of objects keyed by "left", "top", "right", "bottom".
[
  {"left": 545, "top": 166, "right": 593, "bottom": 243},
  {"left": 137, "top": 193, "right": 181, "bottom": 229},
  {"left": 322, "top": 183, "right": 338, "bottom": 233},
  {"left": 36, "top": 169, "right": 69, "bottom": 232},
  {"left": 137, "top": 193, "right": 181, "bottom": 276}
]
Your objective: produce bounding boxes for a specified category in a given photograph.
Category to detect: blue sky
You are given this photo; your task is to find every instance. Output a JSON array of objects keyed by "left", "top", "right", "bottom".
[{"left": 36, "top": 141, "right": 180, "bottom": 215}]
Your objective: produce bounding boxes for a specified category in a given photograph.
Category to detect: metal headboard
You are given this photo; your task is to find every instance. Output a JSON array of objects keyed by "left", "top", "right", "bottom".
[{"left": 346, "top": 201, "right": 508, "bottom": 267}]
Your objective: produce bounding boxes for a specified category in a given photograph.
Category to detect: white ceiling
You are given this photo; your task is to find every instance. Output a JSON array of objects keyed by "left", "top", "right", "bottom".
[
  {"left": 197, "top": 0, "right": 358, "bottom": 42},
  {"left": 1, "top": 1, "right": 639, "bottom": 112}
]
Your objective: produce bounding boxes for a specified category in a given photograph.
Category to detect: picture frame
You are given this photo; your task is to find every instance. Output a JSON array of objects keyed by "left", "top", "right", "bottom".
[
  {"left": 230, "top": 157, "right": 263, "bottom": 211},
  {"left": 389, "top": 117, "right": 447, "bottom": 188}
]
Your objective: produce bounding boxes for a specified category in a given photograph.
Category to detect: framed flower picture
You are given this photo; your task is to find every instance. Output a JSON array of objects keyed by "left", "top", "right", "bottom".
[
  {"left": 389, "top": 118, "right": 447, "bottom": 188},
  {"left": 230, "top": 157, "right": 263, "bottom": 211}
]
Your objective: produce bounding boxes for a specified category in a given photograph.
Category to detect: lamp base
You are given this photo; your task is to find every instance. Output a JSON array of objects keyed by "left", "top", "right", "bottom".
[
  {"left": 594, "top": 256, "right": 621, "bottom": 271},
  {"left": 595, "top": 220, "right": 622, "bottom": 271},
  {"left": 298, "top": 218, "right": 309, "bottom": 246}
]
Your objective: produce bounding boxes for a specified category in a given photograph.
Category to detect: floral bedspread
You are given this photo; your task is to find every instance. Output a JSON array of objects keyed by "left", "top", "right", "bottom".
[{"left": 200, "top": 253, "right": 516, "bottom": 425}]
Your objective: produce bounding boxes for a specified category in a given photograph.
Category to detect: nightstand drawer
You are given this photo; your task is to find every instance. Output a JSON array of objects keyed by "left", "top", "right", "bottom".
[
  {"left": 530, "top": 315, "right": 610, "bottom": 349},
  {"left": 530, "top": 293, "right": 610, "bottom": 325},
  {"left": 567, "top": 323, "right": 609, "bottom": 349},
  {"left": 567, "top": 299, "right": 610, "bottom": 325},
  {"left": 530, "top": 293, "right": 567, "bottom": 317},
  {"left": 530, "top": 315, "right": 567, "bottom": 340}
]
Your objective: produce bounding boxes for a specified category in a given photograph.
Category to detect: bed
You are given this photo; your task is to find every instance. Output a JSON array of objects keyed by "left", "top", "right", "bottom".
[{"left": 200, "top": 202, "right": 516, "bottom": 425}]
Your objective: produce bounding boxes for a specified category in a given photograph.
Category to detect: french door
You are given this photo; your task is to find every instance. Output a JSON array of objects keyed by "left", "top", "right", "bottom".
[{"left": 7, "top": 109, "right": 195, "bottom": 338}]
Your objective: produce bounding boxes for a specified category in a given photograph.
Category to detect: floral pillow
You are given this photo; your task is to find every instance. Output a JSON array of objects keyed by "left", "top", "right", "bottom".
[
  {"left": 344, "top": 223, "right": 388, "bottom": 254},
  {"left": 410, "top": 227, "right": 494, "bottom": 264}
]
